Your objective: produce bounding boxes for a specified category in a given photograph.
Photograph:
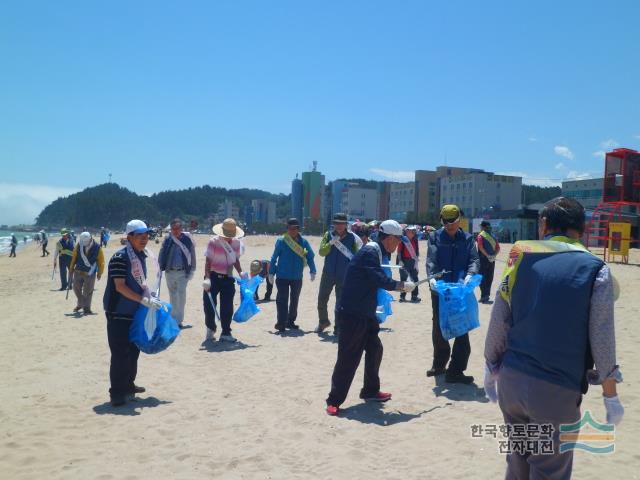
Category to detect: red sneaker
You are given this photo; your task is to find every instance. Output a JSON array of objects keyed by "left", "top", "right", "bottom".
[
  {"left": 362, "top": 391, "right": 392, "bottom": 402},
  {"left": 326, "top": 405, "right": 339, "bottom": 416}
]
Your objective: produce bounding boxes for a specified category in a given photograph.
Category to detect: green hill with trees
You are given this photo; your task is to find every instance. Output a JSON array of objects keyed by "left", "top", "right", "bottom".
[{"left": 35, "top": 183, "right": 290, "bottom": 230}]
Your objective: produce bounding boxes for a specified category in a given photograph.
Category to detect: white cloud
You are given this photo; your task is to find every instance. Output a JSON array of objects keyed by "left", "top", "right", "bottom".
[
  {"left": 634, "top": 134, "right": 640, "bottom": 139},
  {"left": 566, "top": 171, "right": 592, "bottom": 180},
  {"left": 600, "top": 139, "right": 619, "bottom": 149},
  {"left": 369, "top": 168, "right": 415, "bottom": 182},
  {"left": 528, "top": 136, "right": 538, "bottom": 142},
  {"left": 0, "top": 183, "right": 80, "bottom": 226},
  {"left": 554, "top": 162, "right": 566, "bottom": 170},
  {"left": 554, "top": 145, "right": 574, "bottom": 160},
  {"left": 592, "top": 150, "right": 606, "bottom": 159}
]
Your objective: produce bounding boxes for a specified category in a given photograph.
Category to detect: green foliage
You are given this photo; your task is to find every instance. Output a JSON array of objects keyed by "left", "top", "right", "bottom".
[
  {"left": 522, "top": 185, "right": 561, "bottom": 205},
  {"left": 36, "top": 183, "right": 290, "bottom": 230}
]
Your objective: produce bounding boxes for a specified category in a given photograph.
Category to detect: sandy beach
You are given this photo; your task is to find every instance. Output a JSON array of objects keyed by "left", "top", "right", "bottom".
[{"left": 0, "top": 235, "right": 638, "bottom": 480}]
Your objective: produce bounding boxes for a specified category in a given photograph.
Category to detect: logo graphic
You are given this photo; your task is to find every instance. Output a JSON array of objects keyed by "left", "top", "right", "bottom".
[{"left": 559, "top": 411, "right": 615, "bottom": 454}]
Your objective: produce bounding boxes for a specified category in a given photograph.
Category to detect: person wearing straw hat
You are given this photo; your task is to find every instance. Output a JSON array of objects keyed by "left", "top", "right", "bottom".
[
  {"left": 426, "top": 204, "right": 480, "bottom": 384},
  {"left": 269, "top": 218, "right": 317, "bottom": 333},
  {"left": 159, "top": 218, "right": 197, "bottom": 328},
  {"left": 316, "top": 213, "right": 361, "bottom": 335},
  {"left": 69, "top": 232, "right": 105, "bottom": 314},
  {"left": 202, "top": 218, "right": 247, "bottom": 342},
  {"left": 103, "top": 219, "right": 161, "bottom": 407},
  {"left": 54, "top": 228, "right": 75, "bottom": 291}
]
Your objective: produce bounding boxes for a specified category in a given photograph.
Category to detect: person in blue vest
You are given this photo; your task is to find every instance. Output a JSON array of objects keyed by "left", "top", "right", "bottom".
[
  {"left": 484, "top": 196, "right": 624, "bottom": 479},
  {"left": 476, "top": 220, "right": 501, "bottom": 303},
  {"left": 396, "top": 225, "right": 421, "bottom": 303},
  {"left": 269, "top": 218, "right": 317, "bottom": 333},
  {"left": 325, "top": 220, "right": 416, "bottom": 415},
  {"left": 159, "top": 218, "right": 196, "bottom": 328},
  {"left": 315, "top": 213, "right": 361, "bottom": 336},
  {"left": 103, "top": 219, "right": 162, "bottom": 407},
  {"left": 69, "top": 232, "right": 105, "bottom": 314},
  {"left": 54, "top": 228, "right": 75, "bottom": 291},
  {"left": 426, "top": 204, "right": 480, "bottom": 384}
]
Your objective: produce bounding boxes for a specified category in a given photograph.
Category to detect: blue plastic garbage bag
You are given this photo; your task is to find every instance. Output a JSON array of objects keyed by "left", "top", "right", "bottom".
[
  {"left": 233, "top": 275, "right": 264, "bottom": 323},
  {"left": 376, "top": 259, "right": 394, "bottom": 323},
  {"left": 130, "top": 301, "right": 180, "bottom": 354},
  {"left": 431, "top": 274, "right": 483, "bottom": 340}
]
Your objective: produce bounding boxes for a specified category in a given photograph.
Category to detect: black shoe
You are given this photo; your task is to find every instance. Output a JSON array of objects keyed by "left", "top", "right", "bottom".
[
  {"left": 58, "top": 287, "right": 66, "bottom": 291},
  {"left": 274, "top": 323, "right": 286, "bottom": 332},
  {"left": 83, "top": 309, "right": 94, "bottom": 315},
  {"left": 411, "top": 297, "right": 421, "bottom": 303},
  {"left": 445, "top": 371, "right": 475, "bottom": 384},
  {"left": 286, "top": 323, "right": 300, "bottom": 330},
  {"left": 110, "top": 396, "right": 126, "bottom": 407},
  {"left": 263, "top": 297, "right": 271, "bottom": 302},
  {"left": 398, "top": 297, "right": 407, "bottom": 303},
  {"left": 130, "top": 385, "right": 146, "bottom": 394},
  {"left": 426, "top": 367, "right": 446, "bottom": 377}
]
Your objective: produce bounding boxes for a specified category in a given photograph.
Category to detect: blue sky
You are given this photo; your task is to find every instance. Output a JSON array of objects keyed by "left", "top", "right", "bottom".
[{"left": 2, "top": 1, "right": 639, "bottom": 224}]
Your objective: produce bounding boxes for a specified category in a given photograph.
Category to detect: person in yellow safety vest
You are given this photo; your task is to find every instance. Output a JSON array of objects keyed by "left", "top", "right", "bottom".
[
  {"left": 69, "top": 232, "right": 105, "bottom": 314},
  {"left": 476, "top": 220, "right": 501, "bottom": 303},
  {"left": 54, "top": 228, "right": 75, "bottom": 291}
]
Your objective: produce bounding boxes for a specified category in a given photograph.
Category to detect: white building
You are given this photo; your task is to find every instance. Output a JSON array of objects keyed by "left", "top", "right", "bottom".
[
  {"left": 340, "top": 186, "right": 378, "bottom": 220},
  {"left": 440, "top": 172, "right": 522, "bottom": 217},
  {"left": 389, "top": 181, "right": 416, "bottom": 222},
  {"left": 214, "top": 199, "right": 240, "bottom": 223}
]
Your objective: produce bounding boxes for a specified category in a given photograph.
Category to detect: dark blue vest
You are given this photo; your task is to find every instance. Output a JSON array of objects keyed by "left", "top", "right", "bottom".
[
  {"left": 103, "top": 247, "right": 147, "bottom": 318},
  {"left": 74, "top": 242, "right": 100, "bottom": 272},
  {"left": 322, "top": 231, "right": 357, "bottom": 282},
  {"left": 159, "top": 234, "right": 194, "bottom": 274},
  {"left": 503, "top": 249, "right": 604, "bottom": 393},
  {"left": 59, "top": 237, "right": 75, "bottom": 257},
  {"left": 432, "top": 228, "right": 475, "bottom": 283}
]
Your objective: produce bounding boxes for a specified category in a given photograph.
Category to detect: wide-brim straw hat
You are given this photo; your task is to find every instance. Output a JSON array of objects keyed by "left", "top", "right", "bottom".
[{"left": 212, "top": 218, "right": 244, "bottom": 238}]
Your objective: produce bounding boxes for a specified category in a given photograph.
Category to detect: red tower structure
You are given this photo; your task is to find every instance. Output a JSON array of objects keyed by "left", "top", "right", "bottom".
[{"left": 585, "top": 148, "right": 640, "bottom": 262}]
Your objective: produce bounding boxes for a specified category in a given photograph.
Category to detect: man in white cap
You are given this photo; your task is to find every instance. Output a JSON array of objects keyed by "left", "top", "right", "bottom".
[
  {"left": 69, "top": 232, "right": 105, "bottom": 314},
  {"left": 103, "top": 219, "right": 162, "bottom": 407},
  {"left": 325, "top": 219, "right": 416, "bottom": 416}
]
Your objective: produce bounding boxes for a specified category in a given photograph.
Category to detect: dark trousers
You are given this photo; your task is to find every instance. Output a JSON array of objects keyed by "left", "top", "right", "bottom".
[
  {"left": 106, "top": 315, "right": 140, "bottom": 398},
  {"left": 41, "top": 241, "right": 49, "bottom": 256},
  {"left": 203, "top": 272, "right": 236, "bottom": 335},
  {"left": 327, "top": 312, "right": 383, "bottom": 406},
  {"left": 254, "top": 275, "right": 274, "bottom": 300},
  {"left": 9, "top": 245, "right": 16, "bottom": 257},
  {"left": 59, "top": 255, "right": 71, "bottom": 289},
  {"left": 430, "top": 292, "right": 471, "bottom": 373},
  {"left": 399, "top": 258, "right": 419, "bottom": 299},
  {"left": 275, "top": 278, "right": 302, "bottom": 327},
  {"left": 499, "top": 367, "right": 581, "bottom": 480},
  {"left": 317, "top": 271, "right": 343, "bottom": 330},
  {"left": 479, "top": 256, "right": 495, "bottom": 300}
]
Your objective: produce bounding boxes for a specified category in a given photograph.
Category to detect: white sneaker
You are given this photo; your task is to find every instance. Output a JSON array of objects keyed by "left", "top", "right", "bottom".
[
  {"left": 219, "top": 334, "right": 237, "bottom": 343},
  {"left": 205, "top": 328, "right": 215, "bottom": 341}
]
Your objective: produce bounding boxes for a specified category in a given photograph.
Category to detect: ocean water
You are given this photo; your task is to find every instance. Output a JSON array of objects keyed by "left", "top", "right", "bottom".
[{"left": 0, "top": 230, "right": 39, "bottom": 255}]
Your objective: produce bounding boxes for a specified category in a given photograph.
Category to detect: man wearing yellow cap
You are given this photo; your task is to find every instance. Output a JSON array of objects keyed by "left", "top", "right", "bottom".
[{"left": 426, "top": 205, "right": 480, "bottom": 384}]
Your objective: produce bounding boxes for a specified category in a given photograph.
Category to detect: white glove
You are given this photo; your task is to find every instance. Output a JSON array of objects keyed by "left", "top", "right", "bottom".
[
  {"left": 329, "top": 235, "right": 339, "bottom": 246},
  {"left": 415, "top": 263, "right": 420, "bottom": 274},
  {"left": 240, "top": 271, "right": 249, "bottom": 280},
  {"left": 268, "top": 274, "right": 275, "bottom": 284},
  {"left": 141, "top": 296, "right": 162, "bottom": 310},
  {"left": 488, "top": 255, "right": 496, "bottom": 263},
  {"left": 463, "top": 275, "right": 472, "bottom": 285},
  {"left": 310, "top": 272, "right": 316, "bottom": 282},
  {"left": 402, "top": 281, "right": 416, "bottom": 293},
  {"left": 429, "top": 278, "right": 436, "bottom": 290},
  {"left": 483, "top": 366, "right": 498, "bottom": 403},
  {"left": 603, "top": 395, "right": 624, "bottom": 425},
  {"left": 202, "top": 278, "right": 211, "bottom": 291}
]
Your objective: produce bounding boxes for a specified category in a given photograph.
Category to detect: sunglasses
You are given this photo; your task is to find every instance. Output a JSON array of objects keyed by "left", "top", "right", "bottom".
[{"left": 441, "top": 217, "right": 460, "bottom": 225}]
